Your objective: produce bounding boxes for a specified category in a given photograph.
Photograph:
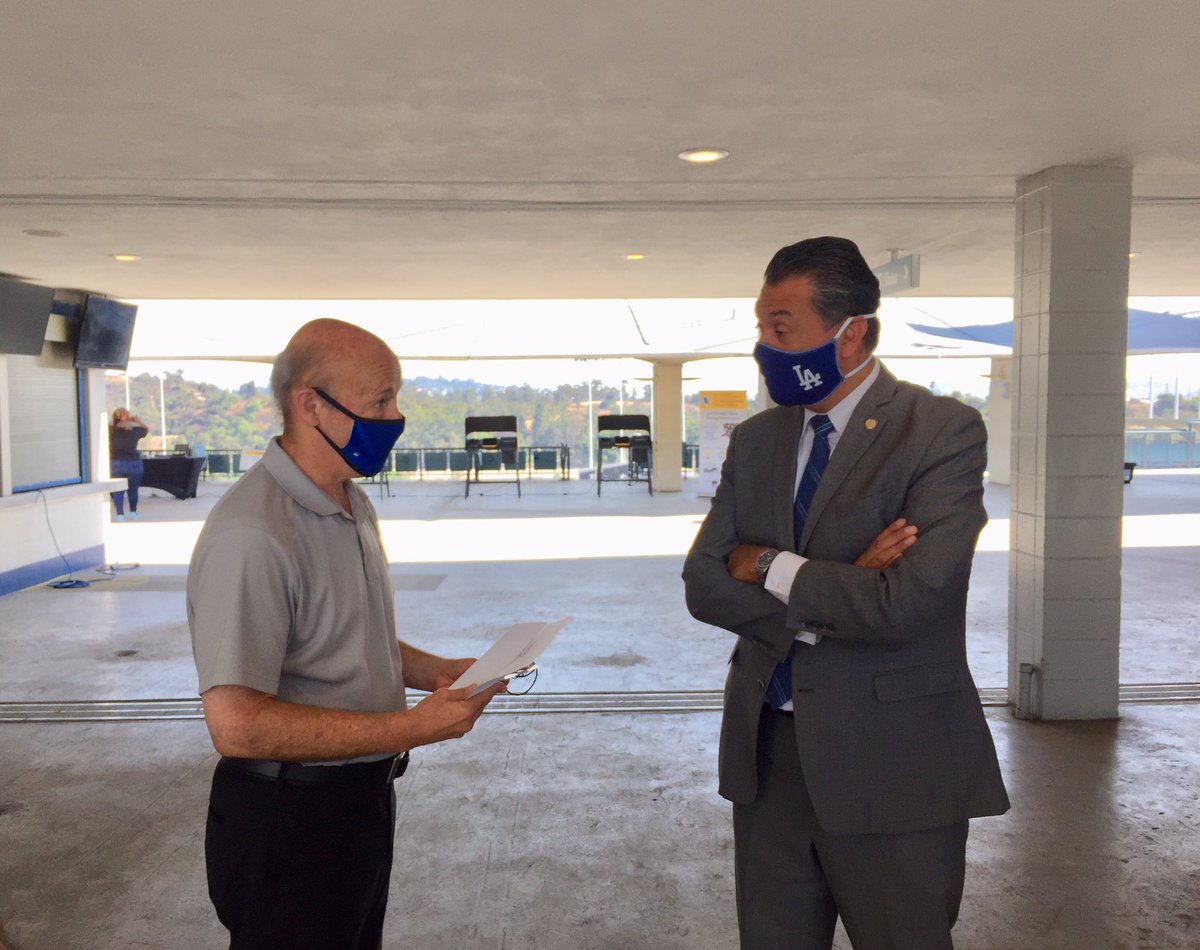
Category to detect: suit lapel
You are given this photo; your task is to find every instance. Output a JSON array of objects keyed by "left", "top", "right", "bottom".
[
  {"left": 798, "top": 368, "right": 898, "bottom": 551},
  {"left": 770, "top": 407, "right": 805, "bottom": 550}
]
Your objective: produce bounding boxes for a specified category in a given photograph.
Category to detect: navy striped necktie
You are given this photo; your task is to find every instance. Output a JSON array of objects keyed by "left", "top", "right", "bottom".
[{"left": 764, "top": 414, "right": 835, "bottom": 711}]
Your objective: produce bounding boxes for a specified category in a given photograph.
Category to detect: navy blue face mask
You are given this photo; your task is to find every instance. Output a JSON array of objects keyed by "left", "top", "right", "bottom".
[
  {"left": 313, "top": 388, "right": 406, "bottom": 477},
  {"left": 753, "top": 316, "right": 874, "bottom": 407}
]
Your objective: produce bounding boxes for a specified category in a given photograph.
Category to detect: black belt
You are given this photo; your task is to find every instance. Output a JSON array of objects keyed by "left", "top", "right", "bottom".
[{"left": 219, "top": 752, "right": 409, "bottom": 786}]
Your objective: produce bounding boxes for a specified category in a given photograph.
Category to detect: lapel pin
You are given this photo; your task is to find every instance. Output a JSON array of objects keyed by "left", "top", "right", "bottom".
[{"left": 865, "top": 418, "right": 877, "bottom": 430}]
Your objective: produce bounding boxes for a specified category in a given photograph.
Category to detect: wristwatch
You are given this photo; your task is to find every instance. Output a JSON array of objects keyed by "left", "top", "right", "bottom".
[{"left": 754, "top": 548, "right": 781, "bottom": 583}]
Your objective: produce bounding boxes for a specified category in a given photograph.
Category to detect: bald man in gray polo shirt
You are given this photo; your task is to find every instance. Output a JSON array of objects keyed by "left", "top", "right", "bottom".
[{"left": 188, "top": 319, "right": 503, "bottom": 950}]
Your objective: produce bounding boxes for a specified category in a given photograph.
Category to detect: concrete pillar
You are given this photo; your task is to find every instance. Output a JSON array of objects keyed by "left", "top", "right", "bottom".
[
  {"left": 650, "top": 360, "right": 683, "bottom": 492},
  {"left": 86, "top": 368, "right": 110, "bottom": 484},
  {"left": 986, "top": 357, "right": 1013, "bottom": 485},
  {"left": 1009, "top": 165, "right": 1131, "bottom": 720},
  {"left": 0, "top": 357, "right": 11, "bottom": 495},
  {"left": 757, "top": 370, "right": 775, "bottom": 412}
]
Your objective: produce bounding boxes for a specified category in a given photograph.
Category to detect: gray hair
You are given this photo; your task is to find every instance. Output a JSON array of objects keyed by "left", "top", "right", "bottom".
[
  {"left": 270, "top": 335, "right": 332, "bottom": 428},
  {"left": 270, "top": 318, "right": 398, "bottom": 429}
]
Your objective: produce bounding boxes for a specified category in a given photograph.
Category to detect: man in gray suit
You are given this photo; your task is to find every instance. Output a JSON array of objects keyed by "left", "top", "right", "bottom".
[{"left": 683, "top": 237, "right": 1009, "bottom": 949}]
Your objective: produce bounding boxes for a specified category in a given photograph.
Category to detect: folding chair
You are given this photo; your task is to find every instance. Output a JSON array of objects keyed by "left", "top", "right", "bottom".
[
  {"left": 465, "top": 415, "right": 522, "bottom": 497},
  {"left": 596, "top": 414, "right": 652, "bottom": 496}
]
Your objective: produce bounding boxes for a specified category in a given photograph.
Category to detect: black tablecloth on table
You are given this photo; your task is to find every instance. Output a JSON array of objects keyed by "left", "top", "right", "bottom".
[{"left": 141, "top": 456, "right": 206, "bottom": 499}]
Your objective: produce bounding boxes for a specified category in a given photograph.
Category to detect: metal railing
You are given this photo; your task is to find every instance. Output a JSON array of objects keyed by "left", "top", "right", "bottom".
[
  {"left": 204, "top": 448, "right": 242, "bottom": 476},
  {"left": 196, "top": 442, "right": 704, "bottom": 481},
  {"left": 1124, "top": 424, "right": 1198, "bottom": 468},
  {"left": 389, "top": 444, "right": 572, "bottom": 480}
]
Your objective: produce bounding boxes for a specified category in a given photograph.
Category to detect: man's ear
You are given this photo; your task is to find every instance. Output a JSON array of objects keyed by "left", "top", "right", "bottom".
[
  {"left": 293, "top": 387, "right": 322, "bottom": 426},
  {"left": 840, "top": 316, "right": 869, "bottom": 358}
]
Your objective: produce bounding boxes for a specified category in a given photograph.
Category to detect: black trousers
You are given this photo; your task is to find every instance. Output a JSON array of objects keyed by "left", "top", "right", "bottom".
[
  {"left": 206, "top": 759, "right": 397, "bottom": 950},
  {"left": 733, "top": 709, "right": 968, "bottom": 950}
]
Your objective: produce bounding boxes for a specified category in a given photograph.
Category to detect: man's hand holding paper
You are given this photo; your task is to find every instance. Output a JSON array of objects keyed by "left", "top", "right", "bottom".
[{"left": 450, "top": 618, "right": 569, "bottom": 697}]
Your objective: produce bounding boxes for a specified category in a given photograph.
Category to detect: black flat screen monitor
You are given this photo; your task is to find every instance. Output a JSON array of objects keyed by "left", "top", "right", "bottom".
[
  {"left": 0, "top": 277, "right": 54, "bottom": 356},
  {"left": 74, "top": 296, "right": 138, "bottom": 370}
]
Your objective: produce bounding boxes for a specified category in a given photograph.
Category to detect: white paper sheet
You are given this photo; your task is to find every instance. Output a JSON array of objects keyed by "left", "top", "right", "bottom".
[{"left": 450, "top": 618, "right": 569, "bottom": 697}]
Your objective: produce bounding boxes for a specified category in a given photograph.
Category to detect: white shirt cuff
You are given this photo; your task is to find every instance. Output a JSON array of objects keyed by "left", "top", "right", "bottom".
[
  {"left": 764, "top": 551, "right": 821, "bottom": 645},
  {"left": 764, "top": 550, "right": 803, "bottom": 601}
]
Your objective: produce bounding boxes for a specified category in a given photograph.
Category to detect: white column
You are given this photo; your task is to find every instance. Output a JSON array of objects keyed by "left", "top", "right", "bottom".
[
  {"left": 650, "top": 360, "right": 683, "bottom": 492},
  {"left": 757, "top": 369, "right": 775, "bottom": 412},
  {"left": 158, "top": 374, "right": 168, "bottom": 451},
  {"left": 87, "top": 368, "right": 110, "bottom": 484},
  {"left": 1009, "top": 165, "right": 1131, "bottom": 720},
  {"left": 986, "top": 357, "right": 1013, "bottom": 485},
  {"left": 0, "top": 357, "right": 11, "bottom": 495}
]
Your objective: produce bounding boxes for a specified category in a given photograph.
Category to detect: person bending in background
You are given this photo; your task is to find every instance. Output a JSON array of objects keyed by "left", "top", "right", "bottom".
[{"left": 108, "top": 408, "right": 148, "bottom": 521}]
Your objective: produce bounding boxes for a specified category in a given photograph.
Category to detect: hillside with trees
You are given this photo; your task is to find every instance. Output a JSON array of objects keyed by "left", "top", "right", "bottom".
[
  {"left": 107, "top": 371, "right": 992, "bottom": 462},
  {"left": 106, "top": 372, "right": 697, "bottom": 461}
]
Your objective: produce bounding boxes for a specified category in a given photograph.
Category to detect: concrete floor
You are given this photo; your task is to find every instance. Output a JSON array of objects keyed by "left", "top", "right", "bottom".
[{"left": 1, "top": 471, "right": 1198, "bottom": 948}]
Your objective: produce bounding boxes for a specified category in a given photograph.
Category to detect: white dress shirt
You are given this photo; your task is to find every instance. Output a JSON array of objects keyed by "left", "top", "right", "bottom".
[{"left": 764, "top": 362, "right": 881, "bottom": 672}]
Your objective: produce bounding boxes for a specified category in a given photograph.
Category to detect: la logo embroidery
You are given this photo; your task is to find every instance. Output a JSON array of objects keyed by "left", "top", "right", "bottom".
[{"left": 791, "top": 365, "right": 823, "bottom": 390}]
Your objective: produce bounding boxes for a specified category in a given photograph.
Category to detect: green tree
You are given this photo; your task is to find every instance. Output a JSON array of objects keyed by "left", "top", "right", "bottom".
[
  {"left": 107, "top": 371, "right": 702, "bottom": 463},
  {"left": 948, "top": 391, "right": 988, "bottom": 418}
]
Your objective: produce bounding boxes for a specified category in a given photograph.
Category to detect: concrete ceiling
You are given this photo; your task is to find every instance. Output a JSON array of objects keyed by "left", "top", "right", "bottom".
[{"left": 3, "top": 1, "right": 1199, "bottom": 301}]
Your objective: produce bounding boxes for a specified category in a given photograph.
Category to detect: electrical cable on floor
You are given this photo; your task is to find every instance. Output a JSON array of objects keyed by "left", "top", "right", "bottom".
[
  {"left": 97, "top": 562, "right": 141, "bottom": 574},
  {"left": 36, "top": 490, "right": 90, "bottom": 589}
]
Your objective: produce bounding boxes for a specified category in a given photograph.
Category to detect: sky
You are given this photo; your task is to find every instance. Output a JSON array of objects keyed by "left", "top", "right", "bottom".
[{"left": 122, "top": 296, "right": 1200, "bottom": 402}]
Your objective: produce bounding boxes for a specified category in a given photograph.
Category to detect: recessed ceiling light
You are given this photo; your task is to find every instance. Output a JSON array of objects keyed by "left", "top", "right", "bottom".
[
  {"left": 624, "top": 253, "right": 646, "bottom": 261},
  {"left": 111, "top": 254, "right": 141, "bottom": 263},
  {"left": 23, "top": 228, "right": 68, "bottom": 238},
  {"left": 678, "top": 147, "right": 729, "bottom": 164}
]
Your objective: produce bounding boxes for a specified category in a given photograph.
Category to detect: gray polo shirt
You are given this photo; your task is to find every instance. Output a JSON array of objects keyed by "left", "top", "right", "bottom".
[{"left": 187, "top": 438, "right": 406, "bottom": 714}]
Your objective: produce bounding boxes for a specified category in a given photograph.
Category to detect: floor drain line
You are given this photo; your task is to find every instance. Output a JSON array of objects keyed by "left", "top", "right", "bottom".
[{"left": 1, "top": 684, "right": 1199, "bottom": 723}]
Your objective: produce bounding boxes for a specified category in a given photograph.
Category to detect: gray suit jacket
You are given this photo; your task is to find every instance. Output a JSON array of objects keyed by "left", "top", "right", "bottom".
[{"left": 683, "top": 366, "right": 1009, "bottom": 835}]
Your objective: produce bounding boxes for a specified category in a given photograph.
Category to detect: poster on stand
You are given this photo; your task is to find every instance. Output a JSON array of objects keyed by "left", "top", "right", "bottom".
[{"left": 697, "top": 391, "right": 748, "bottom": 497}]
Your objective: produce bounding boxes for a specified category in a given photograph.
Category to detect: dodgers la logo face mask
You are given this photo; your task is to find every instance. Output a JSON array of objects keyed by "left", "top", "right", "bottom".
[{"left": 753, "top": 316, "right": 873, "bottom": 407}]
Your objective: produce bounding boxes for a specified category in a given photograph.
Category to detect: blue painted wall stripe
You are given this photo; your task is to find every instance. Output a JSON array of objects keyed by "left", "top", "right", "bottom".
[{"left": 0, "top": 545, "right": 106, "bottom": 597}]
